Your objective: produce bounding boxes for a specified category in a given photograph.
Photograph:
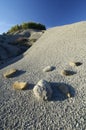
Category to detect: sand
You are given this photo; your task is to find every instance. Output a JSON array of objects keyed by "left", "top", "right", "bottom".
[{"left": 0, "top": 21, "right": 86, "bottom": 130}]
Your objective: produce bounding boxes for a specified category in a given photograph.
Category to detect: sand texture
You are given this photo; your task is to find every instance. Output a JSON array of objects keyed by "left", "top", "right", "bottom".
[{"left": 0, "top": 21, "right": 86, "bottom": 130}]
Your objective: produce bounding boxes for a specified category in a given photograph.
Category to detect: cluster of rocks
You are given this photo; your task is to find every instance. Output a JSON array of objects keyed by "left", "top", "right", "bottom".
[{"left": 2, "top": 61, "right": 82, "bottom": 101}]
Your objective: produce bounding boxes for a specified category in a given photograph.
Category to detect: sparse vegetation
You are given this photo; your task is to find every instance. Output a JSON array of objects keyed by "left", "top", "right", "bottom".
[
  {"left": 21, "top": 22, "right": 46, "bottom": 30},
  {"left": 7, "top": 22, "right": 46, "bottom": 33},
  {"left": 8, "top": 24, "right": 21, "bottom": 33}
]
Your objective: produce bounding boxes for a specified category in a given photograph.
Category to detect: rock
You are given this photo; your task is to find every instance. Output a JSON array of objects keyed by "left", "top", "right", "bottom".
[
  {"left": 61, "top": 70, "right": 76, "bottom": 76},
  {"left": 13, "top": 81, "right": 28, "bottom": 90},
  {"left": 33, "top": 79, "right": 52, "bottom": 101},
  {"left": 3, "top": 69, "right": 17, "bottom": 78},
  {"left": 69, "top": 62, "right": 76, "bottom": 67},
  {"left": 58, "top": 84, "right": 71, "bottom": 98},
  {"left": 69, "top": 61, "right": 82, "bottom": 67},
  {"left": 43, "top": 66, "right": 55, "bottom": 72}
]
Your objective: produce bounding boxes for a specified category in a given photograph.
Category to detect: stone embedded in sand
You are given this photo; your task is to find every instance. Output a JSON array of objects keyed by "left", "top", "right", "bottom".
[
  {"left": 13, "top": 81, "right": 28, "bottom": 90},
  {"left": 69, "top": 61, "right": 82, "bottom": 67},
  {"left": 69, "top": 62, "right": 76, "bottom": 67},
  {"left": 58, "top": 84, "right": 71, "bottom": 98},
  {"left": 43, "top": 66, "right": 54, "bottom": 72},
  {"left": 33, "top": 79, "right": 52, "bottom": 101},
  {"left": 61, "top": 70, "right": 70, "bottom": 76},
  {"left": 3, "top": 69, "right": 17, "bottom": 78},
  {"left": 61, "top": 70, "right": 75, "bottom": 76}
]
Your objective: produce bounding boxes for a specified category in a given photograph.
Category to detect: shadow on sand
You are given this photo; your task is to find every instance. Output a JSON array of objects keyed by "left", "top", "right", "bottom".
[
  {"left": 5, "top": 69, "right": 26, "bottom": 78},
  {"left": 24, "top": 82, "right": 75, "bottom": 102},
  {"left": 0, "top": 54, "right": 23, "bottom": 69},
  {"left": 21, "top": 81, "right": 75, "bottom": 102},
  {"left": 50, "top": 82, "right": 76, "bottom": 101},
  {"left": 11, "top": 70, "right": 26, "bottom": 78},
  {"left": 24, "top": 83, "right": 35, "bottom": 90}
]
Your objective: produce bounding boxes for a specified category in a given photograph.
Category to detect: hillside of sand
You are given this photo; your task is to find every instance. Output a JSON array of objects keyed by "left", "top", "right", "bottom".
[{"left": 0, "top": 21, "right": 86, "bottom": 130}]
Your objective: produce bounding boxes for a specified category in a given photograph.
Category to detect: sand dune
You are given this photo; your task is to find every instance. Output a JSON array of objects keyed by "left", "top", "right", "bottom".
[
  {"left": 0, "top": 21, "right": 86, "bottom": 129},
  {"left": 0, "top": 29, "right": 43, "bottom": 67}
]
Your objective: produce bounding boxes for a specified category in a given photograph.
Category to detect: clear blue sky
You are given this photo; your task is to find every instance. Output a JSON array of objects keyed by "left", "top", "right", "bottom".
[{"left": 0, "top": 0, "right": 86, "bottom": 34}]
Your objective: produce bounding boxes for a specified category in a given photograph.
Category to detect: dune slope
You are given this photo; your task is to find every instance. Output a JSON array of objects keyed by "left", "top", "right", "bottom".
[{"left": 0, "top": 21, "right": 86, "bottom": 129}]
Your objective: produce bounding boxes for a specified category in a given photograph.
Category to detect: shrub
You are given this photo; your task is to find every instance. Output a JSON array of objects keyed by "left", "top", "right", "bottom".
[
  {"left": 21, "top": 22, "right": 46, "bottom": 30},
  {"left": 8, "top": 24, "right": 21, "bottom": 33},
  {"left": 7, "top": 22, "right": 46, "bottom": 33}
]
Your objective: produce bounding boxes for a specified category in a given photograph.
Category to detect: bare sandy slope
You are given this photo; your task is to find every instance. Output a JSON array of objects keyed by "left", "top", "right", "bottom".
[{"left": 0, "top": 21, "right": 86, "bottom": 130}]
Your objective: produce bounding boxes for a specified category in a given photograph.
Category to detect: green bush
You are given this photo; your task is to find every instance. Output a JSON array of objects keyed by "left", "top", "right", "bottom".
[
  {"left": 8, "top": 24, "right": 21, "bottom": 33},
  {"left": 21, "top": 23, "right": 29, "bottom": 29},
  {"left": 21, "top": 22, "right": 46, "bottom": 30},
  {"left": 7, "top": 22, "right": 46, "bottom": 33}
]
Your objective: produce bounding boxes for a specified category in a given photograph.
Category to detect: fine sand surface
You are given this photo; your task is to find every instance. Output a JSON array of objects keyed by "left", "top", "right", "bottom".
[{"left": 0, "top": 21, "right": 86, "bottom": 130}]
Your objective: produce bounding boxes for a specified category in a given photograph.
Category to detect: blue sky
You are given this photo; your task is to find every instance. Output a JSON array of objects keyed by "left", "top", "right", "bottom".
[{"left": 0, "top": 0, "right": 86, "bottom": 34}]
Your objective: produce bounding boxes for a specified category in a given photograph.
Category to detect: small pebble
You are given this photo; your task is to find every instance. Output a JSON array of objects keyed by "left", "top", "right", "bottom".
[{"left": 43, "top": 66, "right": 55, "bottom": 72}]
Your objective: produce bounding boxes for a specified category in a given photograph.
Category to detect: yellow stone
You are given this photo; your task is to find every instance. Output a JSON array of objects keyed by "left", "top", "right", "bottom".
[
  {"left": 3, "top": 69, "right": 17, "bottom": 78},
  {"left": 69, "top": 61, "right": 82, "bottom": 67},
  {"left": 13, "top": 81, "right": 28, "bottom": 90},
  {"left": 61, "top": 70, "right": 70, "bottom": 76}
]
